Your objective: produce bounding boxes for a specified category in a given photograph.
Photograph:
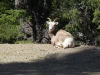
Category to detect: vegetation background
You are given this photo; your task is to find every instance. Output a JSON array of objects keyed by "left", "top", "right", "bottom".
[{"left": 0, "top": 0, "right": 100, "bottom": 45}]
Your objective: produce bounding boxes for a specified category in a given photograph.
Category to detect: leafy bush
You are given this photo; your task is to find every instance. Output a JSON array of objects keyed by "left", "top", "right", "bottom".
[
  {"left": 49, "top": 0, "right": 100, "bottom": 45},
  {"left": 0, "top": 1, "right": 30, "bottom": 43},
  {"left": 14, "top": 40, "right": 33, "bottom": 44},
  {"left": 0, "top": 0, "right": 100, "bottom": 45}
]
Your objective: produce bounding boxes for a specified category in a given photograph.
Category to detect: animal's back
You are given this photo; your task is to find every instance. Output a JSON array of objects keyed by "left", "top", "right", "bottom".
[{"left": 56, "top": 29, "right": 73, "bottom": 37}]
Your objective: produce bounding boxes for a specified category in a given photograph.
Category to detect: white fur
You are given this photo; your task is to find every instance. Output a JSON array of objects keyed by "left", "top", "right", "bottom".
[
  {"left": 46, "top": 21, "right": 58, "bottom": 31},
  {"left": 62, "top": 37, "right": 75, "bottom": 48},
  {"left": 55, "top": 42, "right": 62, "bottom": 48}
]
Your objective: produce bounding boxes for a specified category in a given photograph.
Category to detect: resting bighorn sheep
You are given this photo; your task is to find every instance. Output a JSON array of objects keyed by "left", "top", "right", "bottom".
[{"left": 46, "top": 18, "right": 75, "bottom": 48}]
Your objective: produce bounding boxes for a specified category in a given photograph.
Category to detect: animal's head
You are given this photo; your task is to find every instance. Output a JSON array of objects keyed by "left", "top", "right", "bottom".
[{"left": 46, "top": 18, "right": 59, "bottom": 32}]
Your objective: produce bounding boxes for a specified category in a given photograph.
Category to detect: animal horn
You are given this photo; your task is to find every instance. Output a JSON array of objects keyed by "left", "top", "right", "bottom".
[
  {"left": 53, "top": 18, "right": 59, "bottom": 22},
  {"left": 47, "top": 17, "right": 52, "bottom": 22}
]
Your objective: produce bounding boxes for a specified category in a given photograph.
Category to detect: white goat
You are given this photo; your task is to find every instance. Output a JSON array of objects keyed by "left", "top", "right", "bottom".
[{"left": 46, "top": 18, "right": 75, "bottom": 48}]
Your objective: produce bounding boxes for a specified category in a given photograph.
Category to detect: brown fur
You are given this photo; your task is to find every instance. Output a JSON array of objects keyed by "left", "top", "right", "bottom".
[{"left": 56, "top": 29, "right": 73, "bottom": 37}]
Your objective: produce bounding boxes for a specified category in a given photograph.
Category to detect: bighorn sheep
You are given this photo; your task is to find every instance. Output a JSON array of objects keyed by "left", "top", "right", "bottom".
[{"left": 46, "top": 18, "right": 75, "bottom": 48}]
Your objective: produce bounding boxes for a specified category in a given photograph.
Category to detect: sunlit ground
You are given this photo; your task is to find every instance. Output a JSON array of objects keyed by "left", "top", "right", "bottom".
[{"left": 0, "top": 44, "right": 100, "bottom": 75}]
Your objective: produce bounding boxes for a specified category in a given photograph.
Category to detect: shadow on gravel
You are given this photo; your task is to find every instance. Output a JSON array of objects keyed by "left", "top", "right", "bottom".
[{"left": 0, "top": 47, "right": 100, "bottom": 75}]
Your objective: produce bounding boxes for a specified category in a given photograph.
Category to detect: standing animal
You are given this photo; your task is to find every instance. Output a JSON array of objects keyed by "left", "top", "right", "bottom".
[{"left": 46, "top": 18, "right": 75, "bottom": 48}]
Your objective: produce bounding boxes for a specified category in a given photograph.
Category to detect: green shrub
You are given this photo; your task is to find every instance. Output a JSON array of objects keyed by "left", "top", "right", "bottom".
[
  {"left": 14, "top": 40, "right": 33, "bottom": 44},
  {"left": 0, "top": 9, "right": 29, "bottom": 43}
]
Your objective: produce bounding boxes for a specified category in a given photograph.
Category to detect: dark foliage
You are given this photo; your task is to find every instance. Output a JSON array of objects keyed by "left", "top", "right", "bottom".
[{"left": 0, "top": 0, "right": 100, "bottom": 45}]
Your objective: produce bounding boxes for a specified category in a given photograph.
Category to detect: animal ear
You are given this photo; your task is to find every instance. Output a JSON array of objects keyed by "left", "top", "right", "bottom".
[
  {"left": 46, "top": 21, "right": 49, "bottom": 24},
  {"left": 55, "top": 22, "right": 58, "bottom": 25}
]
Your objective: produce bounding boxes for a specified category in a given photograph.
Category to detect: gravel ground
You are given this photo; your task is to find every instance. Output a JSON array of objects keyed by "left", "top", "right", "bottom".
[{"left": 0, "top": 44, "right": 100, "bottom": 75}]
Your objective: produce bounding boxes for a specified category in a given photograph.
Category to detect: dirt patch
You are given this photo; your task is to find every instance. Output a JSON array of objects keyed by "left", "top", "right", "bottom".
[
  {"left": 0, "top": 44, "right": 100, "bottom": 75},
  {"left": 0, "top": 44, "right": 97, "bottom": 63}
]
